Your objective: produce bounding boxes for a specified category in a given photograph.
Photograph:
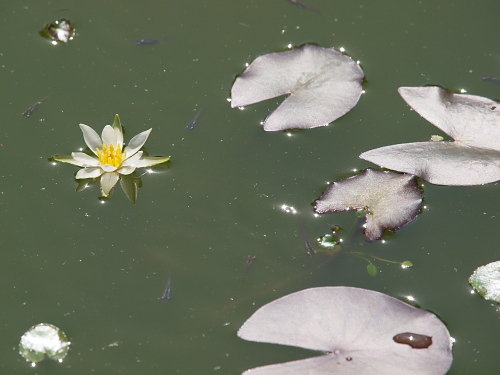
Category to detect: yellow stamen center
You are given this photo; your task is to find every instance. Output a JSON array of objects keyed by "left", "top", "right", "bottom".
[{"left": 96, "top": 144, "right": 123, "bottom": 167}]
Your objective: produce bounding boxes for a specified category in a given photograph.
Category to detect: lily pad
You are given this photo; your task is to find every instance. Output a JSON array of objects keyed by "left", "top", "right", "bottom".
[
  {"left": 19, "top": 323, "right": 71, "bottom": 364},
  {"left": 230, "top": 44, "right": 364, "bottom": 131},
  {"left": 314, "top": 169, "right": 422, "bottom": 241},
  {"left": 360, "top": 86, "right": 500, "bottom": 186},
  {"left": 238, "top": 287, "right": 453, "bottom": 375},
  {"left": 469, "top": 261, "right": 500, "bottom": 303}
]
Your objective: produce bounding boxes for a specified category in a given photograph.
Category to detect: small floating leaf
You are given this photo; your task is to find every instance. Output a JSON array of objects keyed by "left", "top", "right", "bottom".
[
  {"left": 367, "top": 263, "right": 378, "bottom": 276},
  {"left": 19, "top": 323, "right": 71, "bottom": 364},
  {"left": 238, "top": 287, "right": 453, "bottom": 375},
  {"left": 314, "top": 169, "right": 422, "bottom": 241},
  {"left": 469, "top": 261, "right": 500, "bottom": 303},
  {"left": 402, "top": 260, "right": 414, "bottom": 268},
  {"left": 318, "top": 233, "right": 339, "bottom": 249},
  {"left": 39, "top": 19, "right": 75, "bottom": 44},
  {"left": 231, "top": 44, "right": 364, "bottom": 131},
  {"left": 360, "top": 86, "right": 500, "bottom": 186}
]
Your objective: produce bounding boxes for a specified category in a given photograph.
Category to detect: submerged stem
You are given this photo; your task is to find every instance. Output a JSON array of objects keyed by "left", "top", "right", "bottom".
[
  {"left": 349, "top": 251, "right": 411, "bottom": 266},
  {"left": 349, "top": 252, "right": 373, "bottom": 266}
]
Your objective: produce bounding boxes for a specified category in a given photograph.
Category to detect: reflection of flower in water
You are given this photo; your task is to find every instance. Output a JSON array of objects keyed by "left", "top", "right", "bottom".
[{"left": 54, "top": 114, "right": 170, "bottom": 198}]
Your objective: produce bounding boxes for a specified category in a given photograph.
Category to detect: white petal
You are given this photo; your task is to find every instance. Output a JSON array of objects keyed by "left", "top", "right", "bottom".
[
  {"left": 118, "top": 166, "right": 137, "bottom": 175},
  {"left": 100, "top": 172, "right": 120, "bottom": 196},
  {"left": 123, "top": 129, "right": 152, "bottom": 158},
  {"left": 53, "top": 155, "right": 83, "bottom": 166},
  {"left": 76, "top": 167, "right": 103, "bottom": 179},
  {"left": 133, "top": 155, "right": 171, "bottom": 168},
  {"left": 114, "top": 122, "right": 124, "bottom": 147},
  {"left": 71, "top": 152, "right": 100, "bottom": 167},
  {"left": 79, "top": 124, "right": 102, "bottom": 155},
  {"left": 101, "top": 164, "right": 118, "bottom": 172},
  {"left": 101, "top": 125, "right": 118, "bottom": 146},
  {"left": 122, "top": 151, "right": 143, "bottom": 167}
]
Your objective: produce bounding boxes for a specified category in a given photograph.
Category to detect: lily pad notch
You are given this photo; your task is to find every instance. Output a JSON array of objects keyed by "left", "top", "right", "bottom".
[{"left": 231, "top": 44, "right": 365, "bottom": 131}]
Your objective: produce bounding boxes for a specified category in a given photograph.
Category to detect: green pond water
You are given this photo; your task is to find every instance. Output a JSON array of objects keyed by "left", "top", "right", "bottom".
[{"left": 0, "top": 0, "right": 498, "bottom": 374}]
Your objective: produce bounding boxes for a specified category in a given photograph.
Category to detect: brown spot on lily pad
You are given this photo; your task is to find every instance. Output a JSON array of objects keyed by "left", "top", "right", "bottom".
[{"left": 393, "top": 332, "right": 433, "bottom": 349}]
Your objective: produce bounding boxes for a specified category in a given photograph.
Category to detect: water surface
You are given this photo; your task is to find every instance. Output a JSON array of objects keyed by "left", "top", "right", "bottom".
[{"left": 0, "top": 1, "right": 498, "bottom": 374}]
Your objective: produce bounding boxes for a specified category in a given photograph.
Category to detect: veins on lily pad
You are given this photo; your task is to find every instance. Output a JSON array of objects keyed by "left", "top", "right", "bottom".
[
  {"left": 238, "top": 287, "right": 453, "bottom": 375},
  {"left": 360, "top": 86, "right": 500, "bottom": 186},
  {"left": 231, "top": 44, "right": 364, "bottom": 131},
  {"left": 53, "top": 114, "right": 171, "bottom": 203},
  {"left": 314, "top": 169, "right": 423, "bottom": 241}
]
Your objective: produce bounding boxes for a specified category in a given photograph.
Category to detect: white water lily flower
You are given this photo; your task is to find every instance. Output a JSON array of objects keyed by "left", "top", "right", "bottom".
[{"left": 54, "top": 114, "right": 170, "bottom": 197}]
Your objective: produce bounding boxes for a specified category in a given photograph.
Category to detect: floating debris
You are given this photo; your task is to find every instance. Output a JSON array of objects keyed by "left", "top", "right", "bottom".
[{"left": 39, "top": 19, "right": 75, "bottom": 44}]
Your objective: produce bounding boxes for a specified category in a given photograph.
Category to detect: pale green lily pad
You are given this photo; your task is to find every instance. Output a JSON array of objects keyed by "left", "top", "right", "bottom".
[
  {"left": 469, "top": 261, "right": 500, "bottom": 303},
  {"left": 19, "top": 323, "right": 71, "bottom": 364}
]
